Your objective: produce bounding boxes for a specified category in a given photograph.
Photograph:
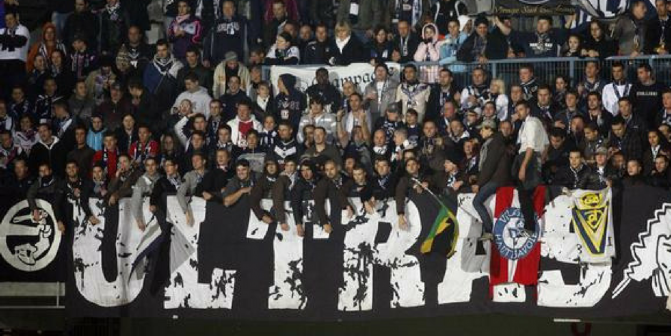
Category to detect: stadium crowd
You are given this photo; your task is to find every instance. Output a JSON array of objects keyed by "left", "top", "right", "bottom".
[{"left": 0, "top": 0, "right": 671, "bottom": 240}]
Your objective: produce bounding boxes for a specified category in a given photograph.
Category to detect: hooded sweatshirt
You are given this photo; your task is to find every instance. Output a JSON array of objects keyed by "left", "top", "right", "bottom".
[
  {"left": 274, "top": 74, "right": 306, "bottom": 130},
  {"left": 172, "top": 86, "right": 213, "bottom": 119}
]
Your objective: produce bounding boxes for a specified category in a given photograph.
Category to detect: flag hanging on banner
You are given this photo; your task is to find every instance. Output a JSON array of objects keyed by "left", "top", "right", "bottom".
[
  {"left": 570, "top": 188, "right": 615, "bottom": 263},
  {"left": 491, "top": 0, "right": 575, "bottom": 16},
  {"left": 420, "top": 195, "right": 459, "bottom": 258},
  {"left": 489, "top": 186, "right": 544, "bottom": 295}
]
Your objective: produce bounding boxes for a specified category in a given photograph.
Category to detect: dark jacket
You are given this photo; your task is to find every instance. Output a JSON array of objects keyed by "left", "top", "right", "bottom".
[
  {"left": 203, "top": 15, "right": 249, "bottom": 66},
  {"left": 290, "top": 177, "right": 318, "bottom": 225},
  {"left": 28, "top": 138, "right": 68, "bottom": 177},
  {"left": 63, "top": 10, "right": 100, "bottom": 50},
  {"left": 457, "top": 31, "right": 507, "bottom": 62},
  {"left": 477, "top": 133, "right": 512, "bottom": 187},
  {"left": 328, "top": 35, "right": 367, "bottom": 66},
  {"left": 643, "top": 16, "right": 671, "bottom": 55},
  {"left": 553, "top": 164, "right": 600, "bottom": 190}
]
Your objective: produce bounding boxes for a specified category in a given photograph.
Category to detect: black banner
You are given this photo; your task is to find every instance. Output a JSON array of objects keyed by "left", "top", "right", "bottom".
[
  {"left": 1, "top": 186, "right": 670, "bottom": 319},
  {"left": 492, "top": 0, "right": 575, "bottom": 16}
]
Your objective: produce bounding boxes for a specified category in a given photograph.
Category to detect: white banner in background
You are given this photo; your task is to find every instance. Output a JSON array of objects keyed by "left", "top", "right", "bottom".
[{"left": 269, "top": 63, "right": 402, "bottom": 96}]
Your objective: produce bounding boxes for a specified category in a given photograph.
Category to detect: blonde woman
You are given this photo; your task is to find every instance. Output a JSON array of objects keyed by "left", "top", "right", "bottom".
[
  {"left": 328, "top": 21, "right": 366, "bottom": 66},
  {"left": 487, "top": 78, "right": 510, "bottom": 121}
]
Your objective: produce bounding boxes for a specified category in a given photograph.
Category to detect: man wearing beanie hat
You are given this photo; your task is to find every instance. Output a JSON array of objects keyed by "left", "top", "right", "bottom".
[
  {"left": 212, "top": 51, "right": 251, "bottom": 98},
  {"left": 457, "top": 15, "right": 507, "bottom": 62}
]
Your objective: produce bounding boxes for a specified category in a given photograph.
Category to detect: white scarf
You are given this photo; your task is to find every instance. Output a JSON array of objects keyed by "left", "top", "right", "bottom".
[
  {"left": 256, "top": 95, "right": 269, "bottom": 111},
  {"left": 336, "top": 35, "right": 351, "bottom": 53}
]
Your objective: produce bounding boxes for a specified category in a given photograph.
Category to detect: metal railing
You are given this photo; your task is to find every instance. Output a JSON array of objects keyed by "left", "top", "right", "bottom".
[{"left": 262, "top": 55, "right": 671, "bottom": 89}]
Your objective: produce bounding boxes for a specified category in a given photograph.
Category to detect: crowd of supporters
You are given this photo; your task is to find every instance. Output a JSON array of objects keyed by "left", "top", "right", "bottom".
[{"left": 0, "top": 0, "right": 671, "bottom": 240}]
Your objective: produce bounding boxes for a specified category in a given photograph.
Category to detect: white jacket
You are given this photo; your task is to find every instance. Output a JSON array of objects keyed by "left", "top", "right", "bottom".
[
  {"left": 0, "top": 24, "right": 30, "bottom": 62},
  {"left": 172, "top": 86, "right": 212, "bottom": 119},
  {"left": 227, "top": 116, "right": 262, "bottom": 147},
  {"left": 601, "top": 82, "right": 632, "bottom": 116}
]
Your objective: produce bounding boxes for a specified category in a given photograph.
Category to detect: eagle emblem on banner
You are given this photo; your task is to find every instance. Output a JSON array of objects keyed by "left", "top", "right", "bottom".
[{"left": 571, "top": 190, "right": 609, "bottom": 256}]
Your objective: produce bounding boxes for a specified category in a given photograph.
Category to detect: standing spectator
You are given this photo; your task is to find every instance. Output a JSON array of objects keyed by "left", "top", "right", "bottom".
[
  {"left": 177, "top": 47, "right": 212, "bottom": 94},
  {"left": 0, "top": 9, "right": 29, "bottom": 98},
  {"left": 364, "top": 63, "right": 399, "bottom": 120},
  {"left": 602, "top": 62, "right": 632, "bottom": 116},
  {"left": 630, "top": 63, "right": 665, "bottom": 127},
  {"left": 610, "top": 116, "right": 643, "bottom": 161},
  {"left": 457, "top": 16, "right": 507, "bottom": 63},
  {"left": 612, "top": 0, "right": 648, "bottom": 56},
  {"left": 459, "top": 67, "right": 489, "bottom": 111},
  {"left": 227, "top": 99, "right": 261, "bottom": 148},
  {"left": 512, "top": 101, "right": 548, "bottom": 233},
  {"left": 33, "top": 77, "right": 65, "bottom": 125},
  {"left": 50, "top": 0, "right": 75, "bottom": 36},
  {"left": 203, "top": 0, "right": 249, "bottom": 68},
  {"left": 28, "top": 123, "right": 68, "bottom": 177},
  {"left": 578, "top": 60, "right": 606, "bottom": 105},
  {"left": 336, "top": 0, "right": 382, "bottom": 43},
  {"left": 263, "top": 0, "right": 290, "bottom": 48},
  {"left": 99, "top": 0, "right": 130, "bottom": 55},
  {"left": 86, "top": 115, "right": 106, "bottom": 151},
  {"left": 167, "top": 0, "right": 203, "bottom": 62},
  {"left": 84, "top": 55, "right": 116, "bottom": 105},
  {"left": 66, "top": 125, "right": 95, "bottom": 178},
  {"left": 70, "top": 35, "right": 97, "bottom": 81},
  {"left": 63, "top": 0, "right": 99, "bottom": 51},
  {"left": 396, "top": 64, "right": 430, "bottom": 121},
  {"left": 644, "top": 0, "right": 671, "bottom": 55},
  {"left": 143, "top": 40, "right": 183, "bottom": 115},
  {"left": 430, "top": 0, "right": 467, "bottom": 36},
  {"left": 220, "top": 75, "right": 249, "bottom": 121},
  {"left": 173, "top": 72, "right": 212, "bottom": 118},
  {"left": 494, "top": 15, "right": 566, "bottom": 58},
  {"left": 122, "top": 26, "right": 153, "bottom": 74},
  {"left": 212, "top": 52, "right": 250, "bottom": 98},
  {"left": 387, "top": 0, "right": 431, "bottom": 31},
  {"left": 306, "top": 68, "right": 342, "bottom": 113},
  {"left": 96, "top": 82, "right": 131, "bottom": 131},
  {"left": 121, "top": 0, "right": 151, "bottom": 33},
  {"left": 274, "top": 74, "right": 305, "bottom": 130}
]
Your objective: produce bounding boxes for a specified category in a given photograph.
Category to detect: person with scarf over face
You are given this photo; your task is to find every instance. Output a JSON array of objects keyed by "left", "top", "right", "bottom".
[
  {"left": 414, "top": 22, "right": 444, "bottom": 84},
  {"left": 396, "top": 64, "right": 430, "bottom": 121},
  {"left": 143, "top": 39, "right": 184, "bottom": 116},
  {"left": 274, "top": 74, "right": 306, "bottom": 130},
  {"left": 168, "top": 0, "right": 203, "bottom": 62},
  {"left": 249, "top": 158, "right": 280, "bottom": 224},
  {"left": 99, "top": 0, "right": 130, "bottom": 55}
]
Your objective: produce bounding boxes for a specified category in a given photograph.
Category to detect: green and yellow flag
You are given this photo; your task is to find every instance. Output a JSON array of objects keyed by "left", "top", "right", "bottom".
[{"left": 420, "top": 197, "right": 459, "bottom": 258}]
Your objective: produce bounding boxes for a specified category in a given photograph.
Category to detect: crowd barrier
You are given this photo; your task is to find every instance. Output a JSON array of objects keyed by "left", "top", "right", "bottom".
[{"left": 261, "top": 55, "right": 671, "bottom": 89}]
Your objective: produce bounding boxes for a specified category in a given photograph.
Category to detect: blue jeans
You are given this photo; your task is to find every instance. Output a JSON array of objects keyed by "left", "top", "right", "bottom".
[{"left": 473, "top": 182, "right": 500, "bottom": 234}]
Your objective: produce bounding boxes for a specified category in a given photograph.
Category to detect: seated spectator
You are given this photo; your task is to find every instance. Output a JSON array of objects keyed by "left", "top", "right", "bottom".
[
  {"left": 562, "top": 34, "right": 582, "bottom": 57},
  {"left": 643, "top": 129, "right": 671, "bottom": 175},
  {"left": 391, "top": 20, "right": 420, "bottom": 64}
]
